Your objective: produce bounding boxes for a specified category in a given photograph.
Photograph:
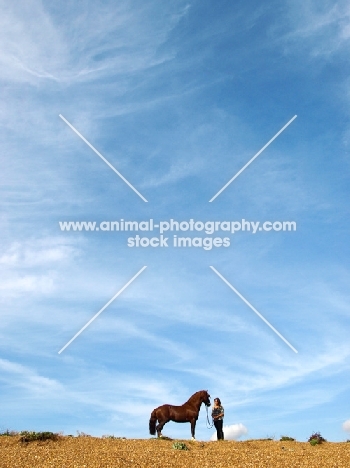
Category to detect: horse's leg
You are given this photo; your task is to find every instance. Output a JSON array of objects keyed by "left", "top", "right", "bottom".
[
  {"left": 156, "top": 419, "right": 167, "bottom": 437},
  {"left": 190, "top": 419, "right": 197, "bottom": 441}
]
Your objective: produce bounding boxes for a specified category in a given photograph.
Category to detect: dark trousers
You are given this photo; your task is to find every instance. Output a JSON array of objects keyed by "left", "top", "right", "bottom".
[{"left": 214, "top": 419, "right": 224, "bottom": 440}]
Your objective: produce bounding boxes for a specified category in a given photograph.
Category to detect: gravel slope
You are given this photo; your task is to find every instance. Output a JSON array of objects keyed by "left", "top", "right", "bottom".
[{"left": 1, "top": 437, "right": 350, "bottom": 467}]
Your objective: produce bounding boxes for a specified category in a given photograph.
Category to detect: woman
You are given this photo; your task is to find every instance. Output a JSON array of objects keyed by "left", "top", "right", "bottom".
[{"left": 212, "top": 397, "right": 224, "bottom": 440}]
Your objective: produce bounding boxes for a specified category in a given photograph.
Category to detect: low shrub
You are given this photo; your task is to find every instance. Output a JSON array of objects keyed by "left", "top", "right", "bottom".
[
  {"left": 19, "top": 431, "right": 59, "bottom": 443},
  {"left": 0, "top": 430, "right": 18, "bottom": 437},
  {"left": 151, "top": 436, "right": 173, "bottom": 441},
  {"left": 76, "top": 431, "right": 91, "bottom": 437},
  {"left": 308, "top": 432, "right": 326, "bottom": 445},
  {"left": 172, "top": 441, "right": 189, "bottom": 450},
  {"left": 280, "top": 436, "right": 295, "bottom": 442}
]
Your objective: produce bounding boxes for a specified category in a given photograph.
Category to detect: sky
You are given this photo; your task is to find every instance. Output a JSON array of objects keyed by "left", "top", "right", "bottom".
[{"left": 1, "top": 0, "right": 350, "bottom": 442}]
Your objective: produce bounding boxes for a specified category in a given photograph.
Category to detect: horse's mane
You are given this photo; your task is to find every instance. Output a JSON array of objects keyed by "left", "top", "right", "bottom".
[{"left": 186, "top": 390, "right": 207, "bottom": 404}]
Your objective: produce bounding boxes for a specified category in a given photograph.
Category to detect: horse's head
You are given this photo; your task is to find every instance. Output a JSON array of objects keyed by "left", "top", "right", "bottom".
[{"left": 202, "top": 390, "right": 211, "bottom": 407}]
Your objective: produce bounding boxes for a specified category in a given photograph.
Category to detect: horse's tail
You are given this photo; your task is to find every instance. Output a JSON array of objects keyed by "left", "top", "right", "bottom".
[{"left": 149, "top": 409, "right": 157, "bottom": 435}]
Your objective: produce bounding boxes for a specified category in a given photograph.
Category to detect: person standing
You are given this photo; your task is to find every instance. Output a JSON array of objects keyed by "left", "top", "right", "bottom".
[{"left": 212, "top": 397, "right": 224, "bottom": 440}]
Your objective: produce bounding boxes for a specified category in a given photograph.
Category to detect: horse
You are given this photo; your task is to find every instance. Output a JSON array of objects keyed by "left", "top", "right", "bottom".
[{"left": 149, "top": 390, "right": 211, "bottom": 440}]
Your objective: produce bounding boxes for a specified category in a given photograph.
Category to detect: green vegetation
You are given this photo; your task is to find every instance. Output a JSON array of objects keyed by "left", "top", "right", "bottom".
[
  {"left": 172, "top": 441, "right": 189, "bottom": 450},
  {"left": 151, "top": 435, "right": 173, "bottom": 441},
  {"left": 251, "top": 436, "right": 275, "bottom": 441},
  {"left": 76, "top": 431, "right": 91, "bottom": 437},
  {"left": 19, "top": 431, "right": 59, "bottom": 443},
  {"left": 308, "top": 432, "right": 326, "bottom": 445},
  {"left": 0, "top": 430, "right": 18, "bottom": 437},
  {"left": 280, "top": 436, "right": 296, "bottom": 441}
]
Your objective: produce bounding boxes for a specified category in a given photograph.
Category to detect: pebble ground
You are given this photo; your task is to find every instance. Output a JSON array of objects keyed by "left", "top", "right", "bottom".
[{"left": 1, "top": 436, "right": 350, "bottom": 467}]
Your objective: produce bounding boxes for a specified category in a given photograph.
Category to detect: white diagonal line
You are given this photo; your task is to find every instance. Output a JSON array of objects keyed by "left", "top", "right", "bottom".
[
  {"left": 209, "top": 115, "right": 297, "bottom": 202},
  {"left": 58, "top": 266, "right": 147, "bottom": 354},
  {"left": 59, "top": 114, "right": 148, "bottom": 202},
  {"left": 210, "top": 266, "right": 298, "bottom": 353}
]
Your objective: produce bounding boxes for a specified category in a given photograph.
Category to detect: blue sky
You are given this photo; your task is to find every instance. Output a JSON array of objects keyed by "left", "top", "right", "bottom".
[{"left": 1, "top": 0, "right": 350, "bottom": 442}]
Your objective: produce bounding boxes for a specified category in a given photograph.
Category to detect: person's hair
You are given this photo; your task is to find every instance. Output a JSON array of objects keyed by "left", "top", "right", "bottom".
[{"left": 215, "top": 397, "right": 221, "bottom": 405}]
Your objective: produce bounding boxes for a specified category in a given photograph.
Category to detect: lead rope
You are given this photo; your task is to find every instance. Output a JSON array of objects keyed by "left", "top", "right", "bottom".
[{"left": 206, "top": 405, "right": 214, "bottom": 429}]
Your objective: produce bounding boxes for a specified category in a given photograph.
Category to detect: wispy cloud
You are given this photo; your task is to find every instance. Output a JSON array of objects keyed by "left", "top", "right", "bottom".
[
  {"left": 0, "top": 237, "right": 80, "bottom": 298},
  {"left": 0, "top": 273, "right": 55, "bottom": 296},
  {"left": 168, "top": 329, "right": 350, "bottom": 411},
  {"left": 0, "top": 356, "right": 189, "bottom": 434},
  {"left": 141, "top": 158, "right": 204, "bottom": 188},
  {"left": 0, "top": 0, "right": 189, "bottom": 85},
  {"left": 282, "top": 0, "right": 350, "bottom": 56},
  {"left": 0, "top": 238, "right": 79, "bottom": 267},
  {"left": 0, "top": 358, "right": 63, "bottom": 395}
]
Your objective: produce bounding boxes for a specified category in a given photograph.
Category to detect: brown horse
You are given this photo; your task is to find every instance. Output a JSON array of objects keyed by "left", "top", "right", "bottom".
[{"left": 149, "top": 390, "right": 211, "bottom": 440}]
